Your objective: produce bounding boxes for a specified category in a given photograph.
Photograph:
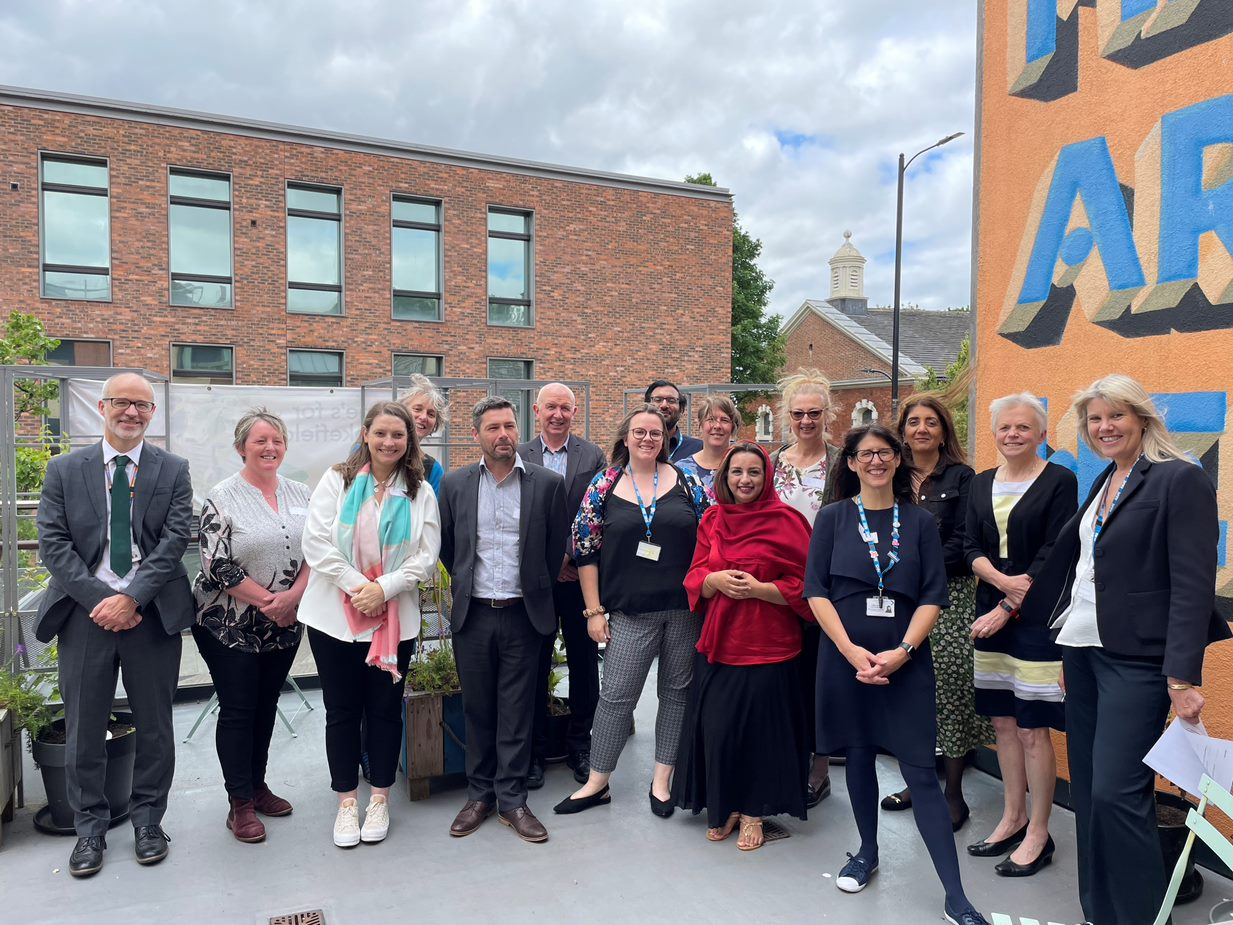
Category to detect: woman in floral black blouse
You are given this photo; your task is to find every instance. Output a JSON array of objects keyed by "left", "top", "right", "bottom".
[{"left": 192, "top": 409, "right": 311, "bottom": 844}]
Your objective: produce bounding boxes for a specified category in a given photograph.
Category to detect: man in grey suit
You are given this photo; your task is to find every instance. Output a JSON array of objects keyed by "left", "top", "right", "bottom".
[
  {"left": 517, "top": 383, "right": 606, "bottom": 787},
  {"left": 35, "top": 373, "right": 194, "bottom": 877},
  {"left": 438, "top": 396, "right": 566, "bottom": 843}
]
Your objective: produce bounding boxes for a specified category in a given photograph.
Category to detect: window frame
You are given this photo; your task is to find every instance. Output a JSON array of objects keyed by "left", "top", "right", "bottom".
[
  {"left": 391, "top": 194, "right": 444, "bottom": 323},
  {"left": 285, "top": 181, "right": 344, "bottom": 316},
  {"left": 287, "top": 348, "right": 345, "bottom": 388},
  {"left": 39, "top": 151, "right": 112, "bottom": 302},
  {"left": 169, "top": 341, "right": 236, "bottom": 385},
  {"left": 167, "top": 167, "right": 235, "bottom": 309},
  {"left": 487, "top": 356, "right": 535, "bottom": 435},
  {"left": 392, "top": 353, "right": 444, "bottom": 378},
  {"left": 486, "top": 206, "right": 534, "bottom": 328}
]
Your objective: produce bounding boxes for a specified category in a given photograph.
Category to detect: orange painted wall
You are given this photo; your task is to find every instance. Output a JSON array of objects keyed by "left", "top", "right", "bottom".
[{"left": 975, "top": 2, "right": 1233, "bottom": 778}]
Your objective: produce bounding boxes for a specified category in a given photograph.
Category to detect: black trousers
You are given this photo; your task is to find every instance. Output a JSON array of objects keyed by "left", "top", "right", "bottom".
[
  {"left": 795, "top": 621, "right": 821, "bottom": 754},
  {"left": 307, "top": 628, "right": 415, "bottom": 792},
  {"left": 453, "top": 600, "right": 544, "bottom": 811},
  {"left": 532, "top": 580, "right": 599, "bottom": 758},
  {"left": 58, "top": 604, "right": 181, "bottom": 836},
  {"left": 191, "top": 625, "right": 299, "bottom": 800},
  {"left": 1064, "top": 646, "right": 1172, "bottom": 925}
]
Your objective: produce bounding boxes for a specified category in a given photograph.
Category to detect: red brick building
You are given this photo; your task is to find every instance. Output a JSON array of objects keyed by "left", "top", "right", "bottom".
[{"left": 0, "top": 86, "right": 732, "bottom": 440}]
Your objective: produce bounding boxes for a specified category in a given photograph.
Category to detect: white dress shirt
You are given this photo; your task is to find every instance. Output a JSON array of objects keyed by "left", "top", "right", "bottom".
[{"left": 95, "top": 439, "right": 144, "bottom": 593}]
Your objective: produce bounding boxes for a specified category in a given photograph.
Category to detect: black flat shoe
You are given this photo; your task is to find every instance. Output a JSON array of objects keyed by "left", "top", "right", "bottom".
[
  {"left": 527, "top": 760, "right": 545, "bottom": 790},
  {"left": 967, "top": 822, "right": 1028, "bottom": 857},
  {"left": 69, "top": 835, "right": 106, "bottom": 878},
  {"left": 806, "top": 775, "right": 831, "bottom": 808},
  {"left": 951, "top": 803, "right": 971, "bottom": 833},
  {"left": 880, "top": 788, "right": 912, "bottom": 811},
  {"left": 649, "top": 789, "right": 675, "bottom": 818},
  {"left": 995, "top": 835, "right": 1055, "bottom": 877},
  {"left": 134, "top": 824, "right": 171, "bottom": 865},
  {"left": 552, "top": 785, "right": 610, "bottom": 815}
]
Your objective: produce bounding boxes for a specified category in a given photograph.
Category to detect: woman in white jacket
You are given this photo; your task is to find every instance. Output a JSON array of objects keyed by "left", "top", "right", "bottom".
[{"left": 300, "top": 401, "right": 440, "bottom": 848}]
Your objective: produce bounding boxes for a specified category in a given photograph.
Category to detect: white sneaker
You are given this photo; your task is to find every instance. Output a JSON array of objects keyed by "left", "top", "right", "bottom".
[
  {"left": 333, "top": 799, "right": 360, "bottom": 848},
  {"left": 360, "top": 796, "right": 390, "bottom": 843}
]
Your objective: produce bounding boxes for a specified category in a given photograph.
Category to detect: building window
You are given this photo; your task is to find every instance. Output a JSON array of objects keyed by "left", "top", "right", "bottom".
[
  {"left": 756, "top": 404, "right": 774, "bottom": 443},
  {"left": 288, "top": 349, "right": 344, "bottom": 387},
  {"left": 45, "top": 339, "right": 112, "bottom": 367},
  {"left": 40, "top": 154, "right": 111, "bottom": 301},
  {"left": 487, "top": 209, "right": 532, "bottom": 327},
  {"left": 171, "top": 343, "right": 234, "bottom": 384},
  {"left": 488, "top": 357, "right": 534, "bottom": 435},
  {"left": 392, "top": 197, "right": 442, "bottom": 321},
  {"left": 287, "top": 184, "right": 342, "bottom": 314},
  {"left": 169, "top": 169, "right": 233, "bottom": 307},
  {"left": 852, "top": 399, "right": 878, "bottom": 426},
  {"left": 393, "top": 354, "right": 443, "bottom": 378}
]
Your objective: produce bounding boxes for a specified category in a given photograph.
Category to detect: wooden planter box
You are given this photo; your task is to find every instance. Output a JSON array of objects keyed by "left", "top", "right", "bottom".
[
  {"left": 0, "top": 709, "right": 24, "bottom": 848},
  {"left": 404, "top": 690, "right": 467, "bottom": 801}
]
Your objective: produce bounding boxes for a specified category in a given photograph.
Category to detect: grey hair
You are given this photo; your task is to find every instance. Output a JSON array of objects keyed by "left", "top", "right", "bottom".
[
  {"left": 233, "top": 408, "right": 289, "bottom": 456},
  {"left": 472, "top": 395, "right": 517, "bottom": 430},
  {"left": 989, "top": 392, "right": 1048, "bottom": 433},
  {"left": 397, "top": 373, "right": 449, "bottom": 432}
]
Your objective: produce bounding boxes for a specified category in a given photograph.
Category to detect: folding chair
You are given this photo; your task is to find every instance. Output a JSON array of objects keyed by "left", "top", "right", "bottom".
[
  {"left": 183, "top": 675, "right": 314, "bottom": 743},
  {"left": 1152, "top": 773, "right": 1233, "bottom": 925}
]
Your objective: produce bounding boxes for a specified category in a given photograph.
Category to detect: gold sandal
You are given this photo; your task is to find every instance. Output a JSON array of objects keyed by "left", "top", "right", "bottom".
[
  {"left": 737, "top": 816, "right": 764, "bottom": 851},
  {"left": 707, "top": 812, "right": 740, "bottom": 842}
]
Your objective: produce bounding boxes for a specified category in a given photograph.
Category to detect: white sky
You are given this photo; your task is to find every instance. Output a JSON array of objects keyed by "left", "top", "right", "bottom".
[{"left": 0, "top": 0, "right": 978, "bottom": 318}]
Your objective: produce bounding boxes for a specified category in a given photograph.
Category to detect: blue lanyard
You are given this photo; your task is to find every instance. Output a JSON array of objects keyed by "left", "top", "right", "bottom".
[
  {"left": 1092, "top": 457, "right": 1139, "bottom": 544},
  {"left": 627, "top": 466, "right": 659, "bottom": 540},
  {"left": 855, "top": 496, "right": 900, "bottom": 600}
]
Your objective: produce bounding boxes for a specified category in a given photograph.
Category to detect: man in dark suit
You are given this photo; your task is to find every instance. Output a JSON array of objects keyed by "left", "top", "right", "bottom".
[
  {"left": 645, "top": 379, "right": 702, "bottom": 462},
  {"left": 35, "top": 373, "right": 194, "bottom": 877},
  {"left": 517, "top": 383, "right": 607, "bottom": 788},
  {"left": 438, "top": 396, "right": 566, "bottom": 843}
]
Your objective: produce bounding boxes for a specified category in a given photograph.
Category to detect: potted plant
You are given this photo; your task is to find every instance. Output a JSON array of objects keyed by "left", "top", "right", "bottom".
[{"left": 542, "top": 633, "right": 572, "bottom": 764}]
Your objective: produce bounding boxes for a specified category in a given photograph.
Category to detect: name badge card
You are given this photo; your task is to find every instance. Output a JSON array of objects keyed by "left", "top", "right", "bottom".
[
  {"left": 866, "top": 597, "right": 895, "bottom": 618},
  {"left": 636, "top": 541, "right": 662, "bottom": 561},
  {"left": 859, "top": 530, "right": 878, "bottom": 544}
]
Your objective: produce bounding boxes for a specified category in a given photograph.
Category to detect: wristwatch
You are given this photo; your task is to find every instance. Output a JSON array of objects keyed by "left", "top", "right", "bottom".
[{"left": 897, "top": 641, "right": 915, "bottom": 658}]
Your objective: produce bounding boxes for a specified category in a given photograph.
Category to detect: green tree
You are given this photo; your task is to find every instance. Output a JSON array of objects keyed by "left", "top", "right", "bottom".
[
  {"left": 685, "top": 173, "right": 784, "bottom": 385},
  {"left": 2, "top": 309, "right": 60, "bottom": 419},
  {"left": 916, "top": 335, "right": 971, "bottom": 447}
]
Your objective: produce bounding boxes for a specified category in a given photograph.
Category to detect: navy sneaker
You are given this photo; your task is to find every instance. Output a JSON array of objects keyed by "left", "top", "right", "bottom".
[
  {"left": 835, "top": 852, "right": 878, "bottom": 893},
  {"left": 943, "top": 899, "right": 991, "bottom": 925}
]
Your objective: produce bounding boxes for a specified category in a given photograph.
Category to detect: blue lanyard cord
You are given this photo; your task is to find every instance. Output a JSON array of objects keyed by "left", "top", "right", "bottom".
[
  {"left": 627, "top": 466, "right": 659, "bottom": 540},
  {"left": 854, "top": 496, "right": 900, "bottom": 597},
  {"left": 1092, "top": 457, "right": 1140, "bottom": 545}
]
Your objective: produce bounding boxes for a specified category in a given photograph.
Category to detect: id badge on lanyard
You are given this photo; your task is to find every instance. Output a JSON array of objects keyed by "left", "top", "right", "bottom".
[
  {"left": 629, "top": 466, "right": 661, "bottom": 562},
  {"left": 855, "top": 496, "right": 900, "bottom": 619}
]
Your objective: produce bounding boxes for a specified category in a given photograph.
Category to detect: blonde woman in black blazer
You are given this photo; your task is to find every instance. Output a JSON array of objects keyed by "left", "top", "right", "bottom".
[{"left": 1021, "top": 374, "right": 1229, "bottom": 925}]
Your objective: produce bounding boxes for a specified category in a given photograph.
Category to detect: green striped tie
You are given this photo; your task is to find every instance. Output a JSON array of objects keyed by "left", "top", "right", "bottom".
[{"left": 110, "top": 455, "right": 133, "bottom": 577}]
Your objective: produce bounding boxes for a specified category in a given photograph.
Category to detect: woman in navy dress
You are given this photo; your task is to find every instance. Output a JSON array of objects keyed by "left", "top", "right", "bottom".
[{"left": 805, "top": 424, "right": 989, "bottom": 925}]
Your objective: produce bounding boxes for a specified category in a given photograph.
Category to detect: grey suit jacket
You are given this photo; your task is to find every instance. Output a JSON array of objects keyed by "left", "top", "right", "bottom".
[
  {"left": 437, "top": 458, "right": 567, "bottom": 636},
  {"left": 35, "top": 440, "right": 195, "bottom": 642},
  {"left": 517, "top": 434, "right": 607, "bottom": 560}
]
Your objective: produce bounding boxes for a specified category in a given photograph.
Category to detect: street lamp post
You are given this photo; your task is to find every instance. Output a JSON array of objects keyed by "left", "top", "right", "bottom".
[{"left": 891, "top": 131, "right": 965, "bottom": 419}]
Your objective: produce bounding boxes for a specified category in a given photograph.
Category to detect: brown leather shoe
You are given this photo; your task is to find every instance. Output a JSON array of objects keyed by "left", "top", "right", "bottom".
[
  {"left": 227, "top": 798, "right": 267, "bottom": 843},
  {"left": 449, "top": 800, "right": 495, "bottom": 837},
  {"left": 252, "top": 785, "right": 293, "bottom": 817},
  {"left": 498, "top": 805, "right": 549, "bottom": 843}
]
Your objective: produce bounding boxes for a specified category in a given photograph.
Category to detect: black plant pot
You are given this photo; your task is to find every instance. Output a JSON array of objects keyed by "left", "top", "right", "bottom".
[
  {"left": 543, "top": 705, "right": 572, "bottom": 764},
  {"left": 1156, "top": 790, "right": 1203, "bottom": 905},
  {"left": 31, "top": 711, "right": 137, "bottom": 835}
]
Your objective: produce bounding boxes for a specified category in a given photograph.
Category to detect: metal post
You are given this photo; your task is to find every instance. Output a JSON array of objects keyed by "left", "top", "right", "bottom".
[{"left": 892, "top": 151, "right": 906, "bottom": 421}]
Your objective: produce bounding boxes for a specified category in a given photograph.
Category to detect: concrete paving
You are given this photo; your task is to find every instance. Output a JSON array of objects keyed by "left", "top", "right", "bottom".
[{"left": 1, "top": 674, "right": 1229, "bottom": 925}]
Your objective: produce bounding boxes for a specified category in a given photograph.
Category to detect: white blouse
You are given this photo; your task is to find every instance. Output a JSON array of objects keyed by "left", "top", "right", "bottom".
[
  {"left": 1053, "top": 479, "right": 1105, "bottom": 648},
  {"left": 299, "top": 467, "right": 441, "bottom": 642}
]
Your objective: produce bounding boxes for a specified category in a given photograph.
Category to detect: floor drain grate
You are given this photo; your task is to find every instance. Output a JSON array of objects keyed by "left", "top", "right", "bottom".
[
  {"left": 762, "top": 819, "right": 791, "bottom": 842},
  {"left": 270, "top": 911, "right": 325, "bottom": 925}
]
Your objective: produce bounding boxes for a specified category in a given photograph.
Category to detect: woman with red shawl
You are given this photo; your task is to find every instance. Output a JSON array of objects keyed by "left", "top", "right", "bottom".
[{"left": 672, "top": 443, "right": 814, "bottom": 850}]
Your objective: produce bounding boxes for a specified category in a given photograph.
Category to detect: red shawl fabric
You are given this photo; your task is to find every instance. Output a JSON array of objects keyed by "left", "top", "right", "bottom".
[{"left": 685, "top": 444, "right": 814, "bottom": 665}]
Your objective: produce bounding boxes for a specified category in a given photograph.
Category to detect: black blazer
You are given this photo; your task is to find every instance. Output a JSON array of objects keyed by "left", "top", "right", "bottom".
[
  {"left": 437, "top": 459, "right": 567, "bottom": 636},
  {"left": 1020, "top": 456, "right": 1230, "bottom": 684},
  {"left": 964, "top": 461, "right": 1078, "bottom": 614},
  {"left": 919, "top": 461, "right": 974, "bottom": 578},
  {"left": 35, "top": 440, "right": 195, "bottom": 642},
  {"left": 517, "top": 434, "right": 606, "bottom": 560}
]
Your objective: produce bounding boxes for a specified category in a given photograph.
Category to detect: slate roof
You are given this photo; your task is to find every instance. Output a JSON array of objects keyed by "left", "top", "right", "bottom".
[{"left": 858, "top": 308, "right": 972, "bottom": 375}]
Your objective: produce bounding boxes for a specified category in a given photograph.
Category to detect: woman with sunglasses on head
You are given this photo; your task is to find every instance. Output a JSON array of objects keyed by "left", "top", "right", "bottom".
[
  {"left": 554, "top": 405, "right": 709, "bottom": 817},
  {"left": 772, "top": 369, "right": 841, "bottom": 808},
  {"left": 806, "top": 424, "right": 989, "bottom": 925}
]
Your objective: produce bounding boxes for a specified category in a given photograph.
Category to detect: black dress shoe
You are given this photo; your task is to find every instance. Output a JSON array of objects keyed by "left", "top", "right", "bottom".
[
  {"left": 566, "top": 750, "right": 591, "bottom": 785},
  {"left": 134, "top": 824, "right": 171, "bottom": 865},
  {"left": 553, "top": 784, "right": 611, "bottom": 814},
  {"left": 649, "top": 789, "right": 674, "bottom": 818},
  {"left": 806, "top": 775, "right": 831, "bottom": 808},
  {"left": 527, "top": 760, "right": 545, "bottom": 790},
  {"left": 967, "top": 822, "right": 1028, "bottom": 857},
  {"left": 69, "top": 835, "right": 106, "bottom": 878},
  {"left": 951, "top": 802, "right": 971, "bottom": 833},
  {"left": 995, "top": 835, "right": 1055, "bottom": 877}
]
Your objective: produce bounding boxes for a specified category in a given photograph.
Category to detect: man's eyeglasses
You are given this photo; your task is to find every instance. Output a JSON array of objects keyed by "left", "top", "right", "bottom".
[
  {"left": 789, "top": 409, "right": 827, "bottom": 421},
  {"left": 649, "top": 395, "right": 680, "bottom": 406},
  {"left": 102, "top": 398, "right": 155, "bottom": 414},
  {"left": 630, "top": 428, "right": 665, "bottom": 441},
  {"left": 854, "top": 448, "right": 897, "bottom": 463}
]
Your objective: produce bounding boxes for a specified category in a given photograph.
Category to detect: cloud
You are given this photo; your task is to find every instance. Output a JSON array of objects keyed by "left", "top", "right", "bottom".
[{"left": 0, "top": 0, "right": 978, "bottom": 317}]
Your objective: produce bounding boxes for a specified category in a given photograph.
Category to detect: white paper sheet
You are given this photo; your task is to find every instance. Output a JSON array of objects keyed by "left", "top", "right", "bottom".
[{"left": 1143, "top": 716, "right": 1233, "bottom": 796}]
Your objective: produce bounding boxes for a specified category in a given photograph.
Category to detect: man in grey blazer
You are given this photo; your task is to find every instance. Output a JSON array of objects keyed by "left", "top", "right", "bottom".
[
  {"left": 517, "top": 383, "right": 606, "bottom": 787},
  {"left": 438, "top": 396, "right": 566, "bottom": 843},
  {"left": 35, "top": 373, "right": 194, "bottom": 877}
]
